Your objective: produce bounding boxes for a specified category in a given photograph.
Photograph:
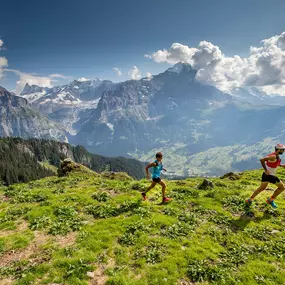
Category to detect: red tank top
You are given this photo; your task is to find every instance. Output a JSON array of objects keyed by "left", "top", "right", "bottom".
[{"left": 266, "top": 152, "right": 281, "bottom": 169}]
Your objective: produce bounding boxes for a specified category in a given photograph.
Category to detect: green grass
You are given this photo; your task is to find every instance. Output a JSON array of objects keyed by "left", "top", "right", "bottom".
[
  {"left": 1, "top": 169, "right": 285, "bottom": 284},
  {"left": 40, "top": 161, "right": 58, "bottom": 174}
]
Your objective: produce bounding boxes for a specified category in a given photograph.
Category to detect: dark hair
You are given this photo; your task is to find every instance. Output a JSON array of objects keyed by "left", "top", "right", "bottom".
[{"left": 156, "top": 152, "right": 163, "bottom": 158}]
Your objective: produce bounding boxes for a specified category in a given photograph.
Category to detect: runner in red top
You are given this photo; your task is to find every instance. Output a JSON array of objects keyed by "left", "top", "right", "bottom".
[{"left": 245, "top": 144, "right": 285, "bottom": 208}]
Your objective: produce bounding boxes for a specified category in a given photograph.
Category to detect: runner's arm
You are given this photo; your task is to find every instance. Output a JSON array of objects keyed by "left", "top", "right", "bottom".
[
  {"left": 260, "top": 155, "right": 276, "bottom": 174},
  {"left": 145, "top": 162, "right": 156, "bottom": 177}
]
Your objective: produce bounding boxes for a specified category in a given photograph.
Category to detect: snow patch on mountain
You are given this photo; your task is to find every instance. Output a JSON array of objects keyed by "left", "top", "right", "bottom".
[
  {"left": 22, "top": 90, "right": 47, "bottom": 103},
  {"left": 167, "top": 62, "right": 186, "bottom": 73}
]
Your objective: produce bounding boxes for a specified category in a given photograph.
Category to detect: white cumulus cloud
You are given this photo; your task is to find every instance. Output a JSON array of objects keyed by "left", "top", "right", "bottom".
[
  {"left": 0, "top": 39, "right": 8, "bottom": 80},
  {"left": 145, "top": 43, "right": 196, "bottom": 64},
  {"left": 145, "top": 31, "right": 285, "bottom": 95},
  {"left": 0, "top": 57, "right": 8, "bottom": 80},
  {"left": 77, "top": 77, "right": 90, "bottom": 82},
  {"left": 0, "top": 57, "right": 7, "bottom": 67},
  {"left": 49, "top": 73, "right": 70, "bottom": 79},
  {"left": 128, "top": 66, "right": 142, "bottom": 80},
  {"left": 5, "top": 69, "right": 71, "bottom": 94},
  {"left": 113, "top": 67, "right": 122, "bottom": 76},
  {"left": 5, "top": 69, "right": 53, "bottom": 94},
  {"left": 146, "top": 72, "right": 152, "bottom": 78}
]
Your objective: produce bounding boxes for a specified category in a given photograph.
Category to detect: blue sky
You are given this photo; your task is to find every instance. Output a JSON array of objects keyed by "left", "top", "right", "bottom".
[{"left": 1, "top": 0, "right": 285, "bottom": 92}]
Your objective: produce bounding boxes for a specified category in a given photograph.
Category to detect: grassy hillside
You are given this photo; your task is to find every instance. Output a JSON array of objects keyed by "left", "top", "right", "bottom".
[{"left": 1, "top": 168, "right": 285, "bottom": 284}]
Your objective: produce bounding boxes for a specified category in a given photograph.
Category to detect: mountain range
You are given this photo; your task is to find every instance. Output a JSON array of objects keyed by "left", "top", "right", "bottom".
[{"left": 1, "top": 63, "right": 285, "bottom": 176}]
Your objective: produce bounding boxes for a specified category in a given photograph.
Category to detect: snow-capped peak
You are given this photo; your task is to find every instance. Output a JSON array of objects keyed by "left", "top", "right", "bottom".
[
  {"left": 167, "top": 62, "right": 192, "bottom": 74},
  {"left": 77, "top": 77, "right": 90, "bottom": 82},
  {"left": 21, "top": 83, "right": 49, "bottom": 96}
]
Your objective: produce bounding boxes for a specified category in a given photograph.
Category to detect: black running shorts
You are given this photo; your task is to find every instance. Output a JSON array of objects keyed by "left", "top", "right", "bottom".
[
  {"left": 261, "top": 172, "right": 280, "bottom": 184},
  {"left": 152, "top": 177, "right": 161, "bottom": 183}
]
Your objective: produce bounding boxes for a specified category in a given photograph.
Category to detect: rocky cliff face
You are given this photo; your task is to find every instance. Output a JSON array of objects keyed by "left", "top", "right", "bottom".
[
  {"left": 71, "top": 63, "right": 232, "bottom": 155},
  {"left": 0, "top": 86, "right": 67, "bottom": 141},
  {"left": 20, "top": 79, "right": 116, "bottom": 134}
]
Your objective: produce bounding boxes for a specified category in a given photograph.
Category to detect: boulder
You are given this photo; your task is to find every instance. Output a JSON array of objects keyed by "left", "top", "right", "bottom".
[
  {"left": 220, "top": 172, "right": 243, "bottom": 180},
  {"left": 198, "top": 179, "right": 214, "bottom": 190},
  {"left": 57, "top": 158, "right": 99, "bottom": 177}
]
